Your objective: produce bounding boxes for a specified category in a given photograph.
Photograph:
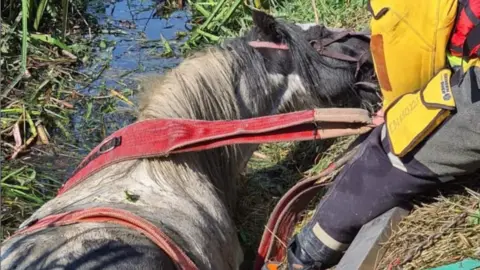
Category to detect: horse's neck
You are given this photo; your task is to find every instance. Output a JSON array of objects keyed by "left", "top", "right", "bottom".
[
  {"left": 136, "top": 46, "right": 288, "bottom": 191},
  {"left": 138, "top": 47, "right": 286, "bottom": 120}
]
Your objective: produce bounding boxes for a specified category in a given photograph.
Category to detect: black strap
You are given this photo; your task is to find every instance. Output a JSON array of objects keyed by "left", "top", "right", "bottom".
[
  {"left": 464, "top": 2, "right": 480, "bottom": 25},
  {"left": 450, "top": 43, "right": 464, "bottom": 54},
  {"left": 459, "top": 0, "right": 469, "bottom": 8},
  {"left": 463, "top": 24, "right": 480, "bottom": 56},
  {"left": 366, "top": 0, "right": 389, "bottom": 20},
  {"left": 464, "top": 23, "right": 480, "bottom": 56}
]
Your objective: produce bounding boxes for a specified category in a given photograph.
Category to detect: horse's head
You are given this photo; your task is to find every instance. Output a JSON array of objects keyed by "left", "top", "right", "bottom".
[{"left": 241, "top": 10, "right": 381, "bottom": 113}]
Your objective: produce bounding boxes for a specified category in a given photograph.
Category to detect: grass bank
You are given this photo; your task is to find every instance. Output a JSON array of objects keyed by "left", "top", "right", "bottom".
[
  {"left": 183, "top": 0, "right": 370, "bottom": 51},
  {"left": 1, "top": 0, "right": 98, "bottom": 239},
  {"left": 1, "top": 0, "right": 189, "bottom": 239}
]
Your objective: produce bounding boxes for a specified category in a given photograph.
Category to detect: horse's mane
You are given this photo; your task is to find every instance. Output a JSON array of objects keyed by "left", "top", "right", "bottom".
[
  {"left": 137, "top": 48, "right": 240, "bottom": 122},
  {"left": 137, "top": 42, "right": 286, "bottom": 123}
]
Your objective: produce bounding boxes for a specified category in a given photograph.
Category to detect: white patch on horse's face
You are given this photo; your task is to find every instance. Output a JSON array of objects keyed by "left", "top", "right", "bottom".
[
  {"left": 287, "top": 73, "right": 306, "bottom": 93},
  {"left": 267, "top": 73, "right": 284, "bottom": 87},
  {"left": 296, "top": 23, "right": 354, "bottom": 35},
  {"left": 276, "top": 73, "right": 306, "bottom": 108},
  {"left": 296, "top": 23, "right": 318, "bottom": 30}
]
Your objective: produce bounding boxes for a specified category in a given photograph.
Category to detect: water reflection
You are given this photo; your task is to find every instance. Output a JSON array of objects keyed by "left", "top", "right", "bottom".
[{"left": 69, "top": 0, "right": 191, "bottom": 153}]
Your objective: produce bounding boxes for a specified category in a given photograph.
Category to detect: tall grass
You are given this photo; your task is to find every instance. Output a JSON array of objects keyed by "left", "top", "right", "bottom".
[
  {"left": 2, "top": 0, "right": 78, "bottom": 80},
  {"left": 183, "top": 0, "right": 370, "bottom": 51},
  {"left": 1, "top": 0, "right": 92, "bottom": 147},
  {"left": 20, "top": 0, "right": 29, "bottom": 74},
  {"left": 1, "top": 0, "right": 92, "bottom": 158},
  {"left": 1, "top": 0, "right": 92, "bottom": 239}
]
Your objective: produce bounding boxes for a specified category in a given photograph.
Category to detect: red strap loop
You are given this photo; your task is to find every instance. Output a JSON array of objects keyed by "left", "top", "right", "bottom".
[{"left": 8, "top": 207, "right": 199, "bottom": 270}]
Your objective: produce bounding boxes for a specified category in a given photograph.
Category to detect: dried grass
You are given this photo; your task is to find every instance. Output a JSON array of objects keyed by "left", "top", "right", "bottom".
[{"left": 377, "top": 183, "right": 480, "bottom": 270}]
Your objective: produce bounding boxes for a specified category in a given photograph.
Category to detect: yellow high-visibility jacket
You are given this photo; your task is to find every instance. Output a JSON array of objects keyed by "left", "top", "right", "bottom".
[
  {"left": 368, "top": 0, "right": 460, "bottom": 156},
  {"left": 368, "top": 0, "right": 458, "bottom": 109}
]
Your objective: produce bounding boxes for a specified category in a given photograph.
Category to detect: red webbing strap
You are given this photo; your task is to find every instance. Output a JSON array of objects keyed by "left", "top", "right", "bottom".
[
  {"left": 253, "top": 117, "right": 380, "bottom": 270},
  {"left": 8, "top": 207, "right": 198, "bottom": 270},
  {"left": 57, "top": 108, "right": 375, "bottom": 196},
  {"left": 256, "top": 179, "right": 329, "bottom": 269},
  {"left": 253, "top": 165, "right": 340, "bottom": 270}
]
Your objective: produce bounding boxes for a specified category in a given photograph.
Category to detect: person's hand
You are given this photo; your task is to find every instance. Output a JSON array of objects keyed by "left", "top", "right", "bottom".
[{"left": 372, "top": 108, "right": 385, "bottom": 126}]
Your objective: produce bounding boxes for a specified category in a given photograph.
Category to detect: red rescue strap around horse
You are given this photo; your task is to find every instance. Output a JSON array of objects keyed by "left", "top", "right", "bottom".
[
  {"left": 57, "top": 108, "right": 376, "bottom": 196},
  {"left": 8, "top": 207, "right": 198, "bottom": 270}
]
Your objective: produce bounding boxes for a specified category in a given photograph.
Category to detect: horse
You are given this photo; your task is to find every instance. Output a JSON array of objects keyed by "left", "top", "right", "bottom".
[{"left": 0, "top": 10, "right": 380, "bottom": 270}]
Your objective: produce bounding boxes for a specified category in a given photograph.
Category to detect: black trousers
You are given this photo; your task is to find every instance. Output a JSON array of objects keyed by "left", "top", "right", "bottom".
[{"left": 289, "top": 125, "right": 450, "bottom": 268}]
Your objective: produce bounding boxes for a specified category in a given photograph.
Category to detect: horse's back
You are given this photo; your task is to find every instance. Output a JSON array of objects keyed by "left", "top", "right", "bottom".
[{"left": 0, "top": 223, "right": 176, "bottom": 270}]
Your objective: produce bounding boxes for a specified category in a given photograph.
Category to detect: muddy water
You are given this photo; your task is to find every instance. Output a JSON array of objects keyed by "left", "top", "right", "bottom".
[
  {"left": 71, "top": 0, "right": 191, "bottom": 151},
  {"left": 26, "top": 0, "right": 192, "bottom": 174}
]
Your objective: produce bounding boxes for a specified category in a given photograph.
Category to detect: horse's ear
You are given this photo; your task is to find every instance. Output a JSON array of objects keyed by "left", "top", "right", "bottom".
[
  {"left": 249, "top": 10, "right": 292, "bottom": 75},
  {"left": 251, "top": 9, "right": 282, "bottom": 43}
]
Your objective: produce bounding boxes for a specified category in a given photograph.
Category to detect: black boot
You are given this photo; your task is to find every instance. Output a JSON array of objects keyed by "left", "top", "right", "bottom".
[
  {"left": 286, "top": 235, "right": 323, "bottom": 270},
  {"left": 286, "top": 233, "right": 344, "bottom": 270}
]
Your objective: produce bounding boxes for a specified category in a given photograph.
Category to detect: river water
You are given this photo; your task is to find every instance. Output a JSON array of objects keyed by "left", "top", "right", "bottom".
[
  {"left": 20, "top": 0, "right": 193, "bottom": 174},
  {"left": 69, "top": 0, "right": 191, "bottom": 153}
]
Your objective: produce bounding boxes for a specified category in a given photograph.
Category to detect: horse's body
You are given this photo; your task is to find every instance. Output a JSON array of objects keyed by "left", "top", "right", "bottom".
[{"left": 1, "top": 11, "right": 379, "bottom": 270}]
